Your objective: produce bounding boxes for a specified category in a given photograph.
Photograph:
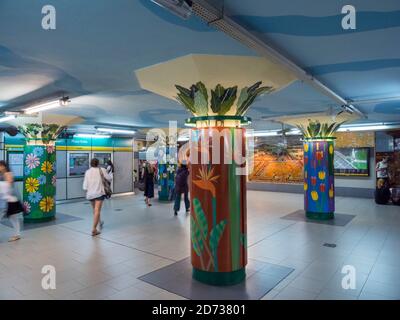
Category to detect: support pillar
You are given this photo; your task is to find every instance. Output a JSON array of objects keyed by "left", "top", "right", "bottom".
[
  {"left": 303, "top": 138, "right": 335, "bottom": 220},
  {"left": 23, "top": 142, "right": 56, "bottom": 222},
  {"left": 188, "top": 116, "right": 249, "bottom": 286}
]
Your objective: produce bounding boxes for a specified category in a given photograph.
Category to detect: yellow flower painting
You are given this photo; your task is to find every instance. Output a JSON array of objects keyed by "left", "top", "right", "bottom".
[
  {"left": 39, "top": 196, "right": 54, "bottom": 213},
  {"left": 41, "top": 161, "right": 53, "bottom": 174},
  {"left": 25, "top": 177, "right": 39, "bottom": 193}
]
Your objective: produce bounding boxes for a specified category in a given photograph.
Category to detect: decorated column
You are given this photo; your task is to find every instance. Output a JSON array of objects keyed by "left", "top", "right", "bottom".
[
  {"left": 158, "top": 161, "right": 176, "bottom": 201},
  {"left": 176, "top": 81, "right": 273, "bottom": 285},
  {"left": 23, "top": 143, "right": 56, "bottom": 222},
  {"left": 298, "top": 120, "right": 343, "bottom": 220},
  {"left": 303, "top": 138, "right": 335, "bottom": 220},
  {"left": 19, "top": 124, "right": 64, "bottom": 222}
]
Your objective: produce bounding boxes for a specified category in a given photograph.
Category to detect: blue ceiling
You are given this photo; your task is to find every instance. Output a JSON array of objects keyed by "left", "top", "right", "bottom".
[{"left": 0, "top": 0, "right": 399, "bottom": 130}]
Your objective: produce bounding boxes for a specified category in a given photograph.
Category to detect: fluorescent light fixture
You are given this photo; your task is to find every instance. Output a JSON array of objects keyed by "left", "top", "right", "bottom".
[
  {"left": 96, "top": 127, "right": 136, "bottom": 135},
  {"left": 247, "top": 128, "right": 301, "bottom": 137},
  {"left": 338, "top": 122, "right": 400, "bottom": 132},
  {"left": 24, "top": 97, "right": 70, "bottom": 114},
  {"left": 74, "top": 134, "right": 111, "bottom": 139},
  {"left": 246, "top": 130, "right": 280, "bottom": 137},
  {"left": 150, "top": 0, "right": 192, "bottom": 20},
  {"left": 0, "top": 115, "right": 16, "bottom": 123},
  {"left": 286, "top": 129, "right": 301, "bottom": 135}
]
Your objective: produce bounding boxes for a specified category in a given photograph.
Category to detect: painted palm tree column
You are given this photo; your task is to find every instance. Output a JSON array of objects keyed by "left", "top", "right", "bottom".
[
  {"left": 175, "top": 81, "right": 273, "bottom": 285},
  {"left": 23, "top": 141, "right": 56, "bottom": 222},
  {"left": 188, "top": 116, "right": 250, "bottom": 286},
  {"left": 303, "top": 138, "right": 335, "bottom": 220}
]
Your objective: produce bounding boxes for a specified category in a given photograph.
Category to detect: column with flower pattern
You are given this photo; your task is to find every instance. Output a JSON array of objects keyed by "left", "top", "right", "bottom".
[
  {"left": 19, "top": 124, "right": 64, "bottom": 222},
  {"left": 23, "top": 144, "right": 56, "bottom": 221}
]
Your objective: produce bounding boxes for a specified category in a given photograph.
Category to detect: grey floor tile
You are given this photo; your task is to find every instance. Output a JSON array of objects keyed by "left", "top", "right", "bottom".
[{"left": 1, "top": 191, "right": 400, "bottom": 300}]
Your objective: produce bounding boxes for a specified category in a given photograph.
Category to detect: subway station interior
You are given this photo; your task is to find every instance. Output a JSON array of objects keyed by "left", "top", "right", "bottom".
[{"left": 0, "top": 0, "right": 400, "bottom": 301}]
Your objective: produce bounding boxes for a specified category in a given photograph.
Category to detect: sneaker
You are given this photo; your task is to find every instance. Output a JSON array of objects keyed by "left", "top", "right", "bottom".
[
  {"left": 8, "top": 236, "right": 21, "bottom": 242},
  {"left": 174, "top": 211, "right": 178, "bottom": 216}
]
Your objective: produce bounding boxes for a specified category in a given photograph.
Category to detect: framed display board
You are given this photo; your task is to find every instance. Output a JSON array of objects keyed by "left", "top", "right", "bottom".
[
  {"left": 68, "top": 152, "right": 90, "bottom": 177},
  {"left": 334, "top": 147, "right": 370, "bottom": 176}
]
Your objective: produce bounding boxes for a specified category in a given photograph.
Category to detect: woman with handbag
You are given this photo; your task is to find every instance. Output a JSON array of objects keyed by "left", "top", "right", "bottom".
[
  {"left": 83, "top": 158, "right": 112, "bottom": 236},
  {"left": 0, "top": 161, "right": 24, "bottom": 242}
]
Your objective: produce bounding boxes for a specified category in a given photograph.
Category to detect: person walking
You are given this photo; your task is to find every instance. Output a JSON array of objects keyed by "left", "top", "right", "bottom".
[
  {"left": 0, "top": 161, "right": 24, "bottom": 242},
  {"left": 83, "top": 158, "right": 111, "bottom": 236},
  {"left": 376, "top": 156, "right": 390, "bottom": 185},
  {"left": 106, "top": 160, "right": 114, "bottom": 191},
  {"left": 143, "top": 162, "right": 155, "bottom": 207},
  {"left": 174, "top": 163, "right": 190, "bottom": 216}
]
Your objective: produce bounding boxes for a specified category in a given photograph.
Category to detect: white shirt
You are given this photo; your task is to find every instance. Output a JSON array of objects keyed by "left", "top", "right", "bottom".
[
  {"left": 376, "top": 161, "right": 388, "bottom": 178},
  {"left": 106, "top": 165, "right": 114, "bottom": 180},
  {"left": 83, "top": 167, "right": 111, "bottom": 200}
]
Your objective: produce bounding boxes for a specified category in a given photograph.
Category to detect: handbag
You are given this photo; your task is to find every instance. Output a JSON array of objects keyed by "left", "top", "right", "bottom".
[
  {"left": 99, "top": 168, "right": 112, "bottom": 199},
  {"left": 137, "top": 180, "right": 145, "bottom": 191}
]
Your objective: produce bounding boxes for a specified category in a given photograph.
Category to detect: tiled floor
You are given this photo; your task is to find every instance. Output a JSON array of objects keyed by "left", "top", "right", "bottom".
[{"left": 0, "top": 190, "right": 399, "bottom": 300}]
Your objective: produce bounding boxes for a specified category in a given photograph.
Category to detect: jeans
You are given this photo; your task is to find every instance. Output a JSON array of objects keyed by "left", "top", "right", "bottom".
[
  {"left": 174, "top": 191, "right": 190, "bottom": 212},
  {"left": 1, "top": 210, "right": 21, "bottom": 237}
]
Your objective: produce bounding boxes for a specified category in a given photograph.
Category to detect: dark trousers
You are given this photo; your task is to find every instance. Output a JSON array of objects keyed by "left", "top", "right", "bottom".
[{"left": 174, "top": 191, "right": 190, "bottom": 212}]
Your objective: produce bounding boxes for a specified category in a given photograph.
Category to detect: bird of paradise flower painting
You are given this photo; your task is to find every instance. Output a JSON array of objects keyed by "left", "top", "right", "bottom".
[{"left": 191, "top": 165, "right": 227, "bottom": 272}]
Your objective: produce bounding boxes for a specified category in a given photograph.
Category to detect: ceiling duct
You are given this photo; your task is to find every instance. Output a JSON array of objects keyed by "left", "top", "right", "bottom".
[{"left": 191, "top": 0, "right": 365, "bottom": 119}]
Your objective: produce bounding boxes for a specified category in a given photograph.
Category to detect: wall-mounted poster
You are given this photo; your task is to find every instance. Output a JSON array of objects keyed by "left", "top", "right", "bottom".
[
  {"left": 334, "top": 131, "right": 375, "bottom": 148},
  {"left": 334, "top": 147, "right": 370, "bottom": 176},
  {"left": 249, "top": 135, "right": 303, "bottom": 183}
]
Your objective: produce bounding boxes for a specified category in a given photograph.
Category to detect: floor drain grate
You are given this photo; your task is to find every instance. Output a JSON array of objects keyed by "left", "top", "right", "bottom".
[{"left": 323, "top": 243, "right": 337, "bottom": 248}]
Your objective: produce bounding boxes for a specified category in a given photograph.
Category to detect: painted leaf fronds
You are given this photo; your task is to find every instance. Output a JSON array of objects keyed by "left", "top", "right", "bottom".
[
  {"left": 175, "top": 82, "right": 209, "bottom": 116},
  {"left": 297, "top": 120, "right": 346, "bottom": 139},
  {"left": 175, "top": 81, "right": 274, "bottom": 117},
  {"left": 210, "top": 84, "right": 237, "bottom": 115},
  {"left": 193, "top": 198, "right": 208, "bottom": 239},
  {"left": 191, "top": 216, "right": 204, "bottom": 256},
  {"left": 18, "top": 123, "right": 65, "bottom": 143},
  {"left": 236, "top": 81, "right": 274, "bottom": 116},
  {"left": 209, "top": 219, "right": 227, "bottom": 253}
]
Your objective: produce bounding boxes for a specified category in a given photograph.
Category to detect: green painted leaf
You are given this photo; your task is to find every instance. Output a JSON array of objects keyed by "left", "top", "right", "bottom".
[
  {"left": 247, "top": 81, "right": 262, "bottom": 94},
  {"left": 237, "top": 87, "right": 249, "bottom": 112},
  {"left": 193, "top": 198, "right": 208, "bottom": 239},
  {"left": 175, "top": 85, "right": 191, "bottom": 97},
  {"left": 176, "top": 93, "right": 195, "bottom": 113},
  {"left": 209, "top": 219, "right": 227, "bottom": 253},
  {"left": 191, "top": 216, "right": 204, "bottom": 256},
  {"left": 219, "top": 86, "right": 237, "bottom": 115},
  {"left": 196, "top": 81, "right": 208, "bottom": 104},
  {"left": 194, "top": 90, "right": 208, "bottom": 116}
]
